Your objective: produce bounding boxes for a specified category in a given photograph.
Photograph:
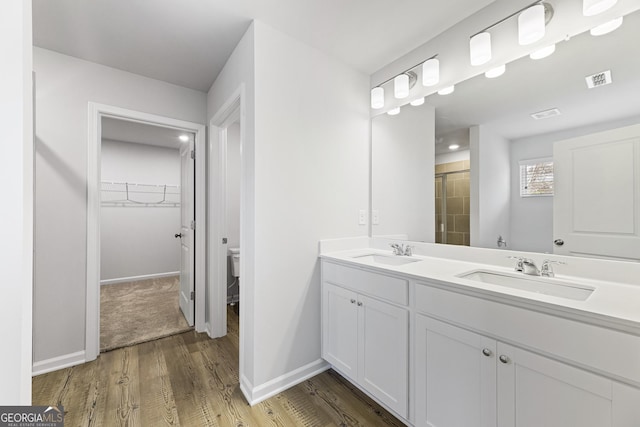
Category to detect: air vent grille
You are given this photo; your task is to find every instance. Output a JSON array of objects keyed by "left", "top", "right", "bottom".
[
  {"left": 586, "top": 70, "right": 612, "bottom": 89},
  {"left": 531, "top": 108, "right": 561, "bottom": 120}
]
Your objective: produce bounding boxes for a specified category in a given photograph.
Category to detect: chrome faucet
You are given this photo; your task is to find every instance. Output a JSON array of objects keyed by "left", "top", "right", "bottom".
[
  {"left": 540, "top": 259, "right": 566, "bottom": 278},
  {"left": 390, "top": 243, "right": 404, "bottom": 256},
  {"left": 390, "top": 243, "right": 413, "bottom": 256},
  {"left": 522, "top": 258, "right": 540, "bottom": 276},
  {"left": 507, "top": 256, "right": 524, "bottom": 272}
]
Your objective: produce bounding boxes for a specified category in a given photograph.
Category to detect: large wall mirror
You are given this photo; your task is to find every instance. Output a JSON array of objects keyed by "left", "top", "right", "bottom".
[{"left": 372, "top": 7, "right": 640, "bottom": 260}]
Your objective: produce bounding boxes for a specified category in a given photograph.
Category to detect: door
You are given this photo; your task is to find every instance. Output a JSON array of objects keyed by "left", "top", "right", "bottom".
[
  {"left": 415, "top": 315, "right": 496, "bottom": 427},
  {"left": 554, "top": 124, "right": 640, "bottom": 260},
  {"left": 322, "top": 283, "right": 358, "bottom": 380},
  {"left": 496, "top": 342, "right": 640, "bottom": 427},
  {"left": 358, "top": 295, "right": 408, "bottom": 418},
  {"left": 179, "top": 138, "right": 195, "bottom": 326}
]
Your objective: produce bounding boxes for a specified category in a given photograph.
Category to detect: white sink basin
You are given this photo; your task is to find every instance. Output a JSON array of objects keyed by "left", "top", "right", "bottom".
[
  {"left": 458, "top": 270, "right": 595, "bottom": 301},
  {"left": 352, "top": 254, "right": 421, "bottom": 266}
]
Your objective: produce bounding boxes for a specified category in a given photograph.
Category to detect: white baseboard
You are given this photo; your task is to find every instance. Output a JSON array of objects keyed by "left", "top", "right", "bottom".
[
  {"left": 100, "top": 271, "right": 179, "bottom": 285},
  {"left": 32, "top": 350, "right": 86, "bottom": 376},
  {"left": 240, "top": 359, "right": 330, "bottom": 406}
]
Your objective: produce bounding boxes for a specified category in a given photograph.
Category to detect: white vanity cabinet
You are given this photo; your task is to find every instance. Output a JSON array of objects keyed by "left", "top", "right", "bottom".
[
  {"left": 414, "top": 286, "right": 640, "bottom": 427},
  {"left": 322, "top": 261, "right": 409, "bottom": 418},
  {"left": 414, "top": 315, "right": 497, "bottom": 427}
]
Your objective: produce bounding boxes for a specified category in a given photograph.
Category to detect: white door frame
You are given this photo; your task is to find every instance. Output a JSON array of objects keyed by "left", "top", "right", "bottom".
[
  {"left": 208, "top": 87, "right": 244, "bottom": 340},
  {"left": 86, "top": 102, "right": 206, "bottom": 361}
]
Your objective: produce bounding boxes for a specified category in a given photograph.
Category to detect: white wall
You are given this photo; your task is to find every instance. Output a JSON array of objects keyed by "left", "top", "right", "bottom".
[
  {"left": 226, "top": 122, "right": 241, "bottom": 299},
  {"left": 100, "top": 139, "right": 180, "bottom": 281},
  {"left": 226, "top": 123, "right": 241, "bottom": 250},
  {"left": 372, "top": 103, "right": 435, "bottom": 241},
  {"left": 33, "top": 47, "right": 206, "bottom": 365},
  {"left": 509, "top": 114, "right": 640, "bottom": 253},
  {"left": 251, "top": 21, "right": 370, "bottom": 390},
  {"left": 470, "top": 125, "right": 511, "bottom": 249},
  {"left": 436, "top": 149, "right": 470, "bottom": 165},
  {"left": 207, "top": 22, "right": 256, "bottom": 381},
  {"left": 0, "top": 0, "right": 33, "bottom": 404}
]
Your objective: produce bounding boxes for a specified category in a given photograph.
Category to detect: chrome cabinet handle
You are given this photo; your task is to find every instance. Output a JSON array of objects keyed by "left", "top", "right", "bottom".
[
  {"left": 357, "top": 301, "right": 363, "bottom": 306},
  {"left": 482, "top": 348, "right": 492, "bottom": 357},
  {"left": 554, "top": 239, "right": 564, "bottom": 246},
  {"left": 174, "top": 233, "right": 183, "bottom": 238},
  {"left": 499, "top": 355, "right": 510, "bottom": 364},
  {"left": 350, "top": 299, "right": 356, "bottom": 304}
]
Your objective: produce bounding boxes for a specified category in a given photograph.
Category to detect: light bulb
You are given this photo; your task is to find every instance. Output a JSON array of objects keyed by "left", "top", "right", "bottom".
[
  {"left": 394, "top": 74, "right": 409, "bottom": 99},
  {"left": 590, "top": 16, "right": 623, "bottom": 36},
  {"left": 470, "top": 32, "right": 492, "bottom": 66},
  {"left": 387, "top": 107, "right": 401, "bottom": 116},
  {"left": 449, "top": 144, "right": 460, "bottom": 151},
  {"left": 410, "top": 97, "right": 425, "bottom": 106},
  {"left": 530, "top": 44, "right": 556, "bottom": 60},
  {"left": 179, "top": 135, "right": 189, "bottom": 142},
  {"left": 422, "top": 58, "right": 440, "bottom": 87},
  {"left": 519, "top": 4, "right": 545, "bottom": 45},
  {"left": 583, "top": 0, "right": 617, "bottom": 16},
  {"left": 485, "top": 64, "right": 506, "bottom": 79},
  {"left": 371, "top": 87, "right": 384, "bottom": 109},
  {"left": 438, "top": 86, "right": 455, "bottom": 96}
]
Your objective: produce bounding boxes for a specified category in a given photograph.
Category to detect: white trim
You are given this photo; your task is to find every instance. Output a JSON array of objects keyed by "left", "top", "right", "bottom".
[
  {"left": 87, "top": 102, "right": 207, "bottom": 362},
  {"left": 32, "top": 351, "right": 86, "bottom": 376},
  {"left": 208, "top": 86, "right": 244, "bottom": 341},
  {"left": 100, "top": 271, "right": 179, "bottom": 286},
  {"left": 241, "top": 359, "right": 330, "bottom": 406}
]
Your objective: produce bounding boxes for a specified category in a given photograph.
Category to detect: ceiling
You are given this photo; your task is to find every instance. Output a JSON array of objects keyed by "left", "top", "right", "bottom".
[
  {"left": 102, "top": 117, "right": 191, "bottom": 149},
  {"left": 431, "top": 8, "right": 640, "bottom": 148},
  {"left": 32, "top": 0, "right": 495, "bottom": 92}
]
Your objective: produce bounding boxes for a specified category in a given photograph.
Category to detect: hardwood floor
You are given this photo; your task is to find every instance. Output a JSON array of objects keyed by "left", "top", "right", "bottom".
[{"left": 33, "top": 307, "right": 403, "bottom": 426}]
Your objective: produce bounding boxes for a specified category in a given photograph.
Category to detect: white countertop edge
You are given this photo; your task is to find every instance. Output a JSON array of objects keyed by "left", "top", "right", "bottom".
[{"left": 320, "top": 247, "right": 640, "bottom": 335}]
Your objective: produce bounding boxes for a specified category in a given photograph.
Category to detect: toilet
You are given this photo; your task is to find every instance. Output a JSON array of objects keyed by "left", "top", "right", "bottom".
[{"left": 229, "top": 247, "right": 240, "bottom": 278}]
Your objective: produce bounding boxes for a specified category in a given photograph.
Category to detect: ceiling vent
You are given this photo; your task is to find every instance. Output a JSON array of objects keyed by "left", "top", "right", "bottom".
[
  {"left": 531, "top": 108, "right": 561, "bottom": 120},
  {"left": 585, "top": 70, "right": 612, "bottom": 89}
]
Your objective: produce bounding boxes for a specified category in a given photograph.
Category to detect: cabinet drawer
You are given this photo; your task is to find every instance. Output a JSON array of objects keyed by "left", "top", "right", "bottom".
[
  {"left": 322, "top": 261, "right": 408, "bottom": 306},
  {"left": 415, "top": 283, "right": 640, "bottom": 385}
]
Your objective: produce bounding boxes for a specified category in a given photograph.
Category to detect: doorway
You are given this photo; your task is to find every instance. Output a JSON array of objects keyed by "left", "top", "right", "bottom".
[
  {"left": 435, "top": 161, "right": 471, "bottom": 246},
  {"left": 98, "top": 118, "right": 193, "bottom": 351},
  {"left": 86, "top": 103, "right": 206, "bottom": 361}
]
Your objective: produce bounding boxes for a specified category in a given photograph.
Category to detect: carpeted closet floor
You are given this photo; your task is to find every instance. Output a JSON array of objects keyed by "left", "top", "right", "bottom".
[{"left": 100, "top": 275, "right": 192, "bottom": 352}]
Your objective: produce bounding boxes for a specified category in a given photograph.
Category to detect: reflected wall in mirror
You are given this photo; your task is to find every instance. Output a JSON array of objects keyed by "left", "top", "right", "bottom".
[{"left": 371, "top": 8, "right": 640, "bottom": 260}]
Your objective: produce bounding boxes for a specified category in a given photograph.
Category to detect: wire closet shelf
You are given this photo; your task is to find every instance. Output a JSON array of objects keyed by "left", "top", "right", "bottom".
[{"left": 101, "top": 181, "right": 181, "bottom": 207}]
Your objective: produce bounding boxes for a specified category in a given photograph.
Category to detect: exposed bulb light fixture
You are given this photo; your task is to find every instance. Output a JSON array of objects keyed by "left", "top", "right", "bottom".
[
  {"left": 387, "top": 107, "right": 401, "bottom": 116},
  {"left": 394, "top": 74, "right": 410, "bottom": 99},
  {"left": 179, "top": 134, "right": 189, "bottom": 142},
  {"left": 410, "top": 97, "right": 425, "bottom": 106},
  {"left": 583, "top": 0, "right": 617, "bottom": 16},
  {"left": 371, "top": 87, "right": 384, "bottom": 109},
  {"left": 449, "top": 144, "right": 460, "bottom": 151},
  {"left": 422, "top": 58, "right": 440, "bottom": 87},
  {"left": 470, "top": 32, "right": 492, "bottom": 66},
  {"left": 590, "top": 16, "right": 623, "bottom": 36},
  {"left": 518, "top": 4, "right": 545, "bottom": 45},
  {"left": 438, "top": 85, "right": 455, "bottom": 96},
  {"left": 530, "top": 44, "right": 556, "bottom": 59},
  {"left": 485, "top": 64, "right": 506, "bottom": 79}
]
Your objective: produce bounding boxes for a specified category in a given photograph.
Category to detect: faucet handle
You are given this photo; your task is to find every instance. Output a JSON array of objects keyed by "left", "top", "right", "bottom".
[
  {"left": 541, "top": 259, "right": 566, "bottom": 278},
  {"left": 507, "top": 256, "right": 524, "bottom": 272},
  {"left": 404, "top": 245, "right": 413, "bottom": 256}
]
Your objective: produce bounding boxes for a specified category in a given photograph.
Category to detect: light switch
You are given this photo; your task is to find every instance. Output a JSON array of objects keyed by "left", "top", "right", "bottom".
[
  {"left": 359, "top": 210, "right": 367, "bottom": 225},
  {"left": 372, "top": 210, "right": 380, "bottom": 225}
]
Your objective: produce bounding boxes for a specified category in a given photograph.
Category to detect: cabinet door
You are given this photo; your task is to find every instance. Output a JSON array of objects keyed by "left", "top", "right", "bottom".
[
  {"left": 358, "top": 294, "right": 409, "bottom": 418},
  {"left": 497, "top": 343, "right": 640, "bottom": 427},
  {"left": 414, "top": 315, "right": 497, "bottom": 427},
  {"left": 322, "top": 283, "right": 358, "bottom": 380}
]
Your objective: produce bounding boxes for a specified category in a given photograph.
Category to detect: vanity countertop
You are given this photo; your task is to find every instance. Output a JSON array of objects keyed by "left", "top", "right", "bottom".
[{"left": 321, "top": 248, "right": 640, "bottom": 334}]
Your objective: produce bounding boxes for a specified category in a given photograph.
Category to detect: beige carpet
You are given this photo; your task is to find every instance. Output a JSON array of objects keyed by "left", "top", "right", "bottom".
[{"left": 100, "top": 275, "right": 192, "bottom": 352}]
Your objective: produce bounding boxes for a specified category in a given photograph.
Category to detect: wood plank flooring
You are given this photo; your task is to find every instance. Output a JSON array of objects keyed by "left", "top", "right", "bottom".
[{"left": 33, "top": 307, "right": 403, "bottom": 426}]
